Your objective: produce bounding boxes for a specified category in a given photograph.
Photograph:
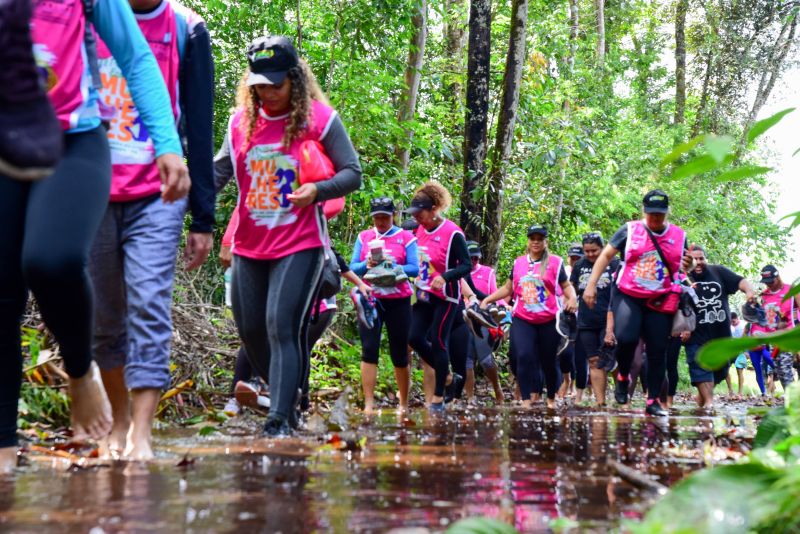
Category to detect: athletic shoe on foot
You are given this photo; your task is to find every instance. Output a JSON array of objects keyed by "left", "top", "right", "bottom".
[
  {"left": 645, "top": 400, "right": 669, "bottom": 417},
  {"left": 614, "top": 375, "right": 629, "bottom": 405},
  {"left": 263, "top": 417, "right": 292, "bottom": 437},
  {"left": 462, "top": 309, "right": 483, "bottom": 339},
  {"left": 467, "top": 303, "right": 497, "bottom": 329},
  {"left": 234, "top": 380, "right": 270, "bottom": 410},
  {"left": 0, "top": 0, "right": 63, "bottom": 180},
  {"left": 364, "top": 263, "right": 397, "bottom": 288},
  {"left": 351, "top": 287, "right": 377, "bottom": 329},
  {"left": 444, "top": 373, "right": 464, "bottom": 403}
]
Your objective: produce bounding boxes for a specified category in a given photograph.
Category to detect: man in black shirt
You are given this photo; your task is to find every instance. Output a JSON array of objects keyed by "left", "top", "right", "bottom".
[{"left": 685, "top": 246, "right": 755, "bottom": 408}]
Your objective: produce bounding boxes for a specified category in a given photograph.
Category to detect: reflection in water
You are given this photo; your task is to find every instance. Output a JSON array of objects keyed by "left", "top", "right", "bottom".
[{"left": 0, "top": 406, "right": 746, "bottom": 533}]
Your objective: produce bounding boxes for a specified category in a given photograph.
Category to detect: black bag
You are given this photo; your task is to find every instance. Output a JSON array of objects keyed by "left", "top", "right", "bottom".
[
  {"left": 317, "top": 245, "right": 342, "bottom": 300},
  {"left": 643, "top": 226, "right": 697, "bottom": 333}
]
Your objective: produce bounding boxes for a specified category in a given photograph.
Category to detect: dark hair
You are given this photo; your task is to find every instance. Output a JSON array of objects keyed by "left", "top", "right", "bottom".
[
  {"left": 582, "top": 231, "right": 604, "bottom": 247},
  {"left": 731, "top": 312, "right": 738, "bottom": 319},
  {"left": 691, "top": 245, "right": 705, "bottom": 254}
]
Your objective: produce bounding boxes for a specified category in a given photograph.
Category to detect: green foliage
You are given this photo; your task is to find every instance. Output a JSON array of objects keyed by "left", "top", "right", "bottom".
[{"left": 17, "top": 382, "right": 70, "bottom": 430}]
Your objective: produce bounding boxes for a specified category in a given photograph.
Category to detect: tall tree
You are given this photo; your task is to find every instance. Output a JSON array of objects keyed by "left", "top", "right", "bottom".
[
  {"left": 460, "top": 0, "right": 491, "bottom": 241},
  {"left": 395, "top": 0, "right": 428, "bottom": 172},
  {"left": 595, "top": 0, "right": 605, "bottom": 66},
  {"left": 483, "top": 0, "right": 529, "bottom": 265},
  {"left": 674, "top": 0, "right": 687, "bottom": 124}
]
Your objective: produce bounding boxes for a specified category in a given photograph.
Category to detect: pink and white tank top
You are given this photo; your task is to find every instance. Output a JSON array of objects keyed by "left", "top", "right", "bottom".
[
  {"left": 511, "top": 255, "right": 563, "bottom": 324},
  {"left": 752, "top": 284, "right": 796, "bottom": 335},
  {"left": 616, "top": 220, "right": 685, "bottom": 299},
  {"left": 358, "top": 228, "right": 415, "bottom": 299},
  {"left": 415, "top": 219, "right": 464, "bottom": 303}
]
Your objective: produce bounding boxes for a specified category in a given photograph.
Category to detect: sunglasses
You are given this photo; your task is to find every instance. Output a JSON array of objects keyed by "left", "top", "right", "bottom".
[{"left": 370, "top": 197, "right": 393, "bottom": 207}]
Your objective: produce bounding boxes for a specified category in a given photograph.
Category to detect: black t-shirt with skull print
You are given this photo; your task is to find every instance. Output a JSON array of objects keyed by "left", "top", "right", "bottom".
[
  {"left": 687, "top": 264, "right": 743, "bottom": 346},
  {"left": 571, "top": 257, "right": 621, "bottom": 329}
]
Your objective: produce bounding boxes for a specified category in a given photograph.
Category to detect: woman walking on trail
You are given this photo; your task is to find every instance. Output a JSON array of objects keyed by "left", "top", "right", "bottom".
[
  {"left": 482, "top": 225, "right": 578, "bottom": 409},
  {"left": 570, "top": 233, "right": 620, "bottom": 407},
  {"left": 583, "top": 190, "right": 693, "bottom": 417},
  {"left": 1, "top": 0, "right": 188, "bottom": 472},
  {"left": 406, "top": 182, "right": 471, "bottom": 412},
  {"left": 349, "top": 197, "right": 419, "bottom": 413},
  {"left": 214, "top": 36, "right": 361, "bottom": 436}
]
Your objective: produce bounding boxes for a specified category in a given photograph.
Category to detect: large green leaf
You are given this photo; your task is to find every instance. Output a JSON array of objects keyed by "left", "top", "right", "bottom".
[
  {"left": 713, "top": 164, "right": 771, "bottom": 183},
  {"left": 779, "top": 210, "right": 800, "bottom": 229},
  {"left": 660, "top": 137, "right": 703, "bottom": 168},
  {"left": 704, "top": 134, "right": 734, "bottom": 163},
  {"left": 669, "top": 154, "right": 720, "bottom": 180},
  {"left": 753, "top": 407, "right": 790, "bottom": 449},
  {"left": 746, "top": 108, "right": 796, "bottom": 145},
  {"left": 697, "top": 327, "right": 800, "bottom": 369},
  {"left": 633, "top": 463, "right": 782, "bottom": 534}
]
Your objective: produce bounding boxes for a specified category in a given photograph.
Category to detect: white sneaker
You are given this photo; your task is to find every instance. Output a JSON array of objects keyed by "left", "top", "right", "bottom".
[{"left": 223, "top": 397, "right": 240, "bottom": 415}]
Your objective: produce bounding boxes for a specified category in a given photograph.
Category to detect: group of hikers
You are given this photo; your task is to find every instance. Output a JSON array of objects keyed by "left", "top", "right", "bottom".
[{"left": 1, "top": 0, "right": 797, "bottom": 473}]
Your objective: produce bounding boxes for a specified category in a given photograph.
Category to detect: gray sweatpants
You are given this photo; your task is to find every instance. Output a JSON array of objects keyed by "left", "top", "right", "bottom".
[{"left": 232, "top": 248, "right": 324, "bottom": 421}]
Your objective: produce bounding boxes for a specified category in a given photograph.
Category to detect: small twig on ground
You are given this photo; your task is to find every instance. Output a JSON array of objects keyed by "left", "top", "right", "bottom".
[{"left": 608, "top": 459, "right": 668, "bottom": 493}]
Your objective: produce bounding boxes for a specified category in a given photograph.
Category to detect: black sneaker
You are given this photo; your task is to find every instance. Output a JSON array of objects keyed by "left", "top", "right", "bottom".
[
  {"left": 614, "top": 376, "right": 629, "bottom": 405},
  {"left": 462, "top": 309, "right": 483, "bottom": 338},
  {"left": 263, "top": 416, "right": 292, "bottom": 437},
  {"left": 351, "top": 288, "right": 377, "bottom": 329},
  {"left": 466, "top": 303, "right": 497, "bottom": 329},
  {"left": 555, "top": 311, "right": 578, "bottom": 341},
  {"left": 444, "top": 373, "right": 464, "bottom": 403},
  {"left": 0, "top": 0, "right": 63, "bottom": 180},
  {"left": 645, "top": 400, "right": 669, "bottom": 417}
]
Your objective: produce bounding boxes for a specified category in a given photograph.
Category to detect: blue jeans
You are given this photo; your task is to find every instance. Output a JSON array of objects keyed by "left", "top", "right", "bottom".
[{"left": 89, "top": 194, "right": 187, "bottom": 390}]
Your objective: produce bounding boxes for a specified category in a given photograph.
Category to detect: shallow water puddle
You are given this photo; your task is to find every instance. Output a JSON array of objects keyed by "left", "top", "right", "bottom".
[{"left": 0, "top": 405, "right": 756, "bottom": 533}]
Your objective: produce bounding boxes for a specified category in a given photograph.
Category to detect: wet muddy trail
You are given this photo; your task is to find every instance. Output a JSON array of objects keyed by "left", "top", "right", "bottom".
[{"left": 0, "top": 402, "right": 757, "bottom": 533}]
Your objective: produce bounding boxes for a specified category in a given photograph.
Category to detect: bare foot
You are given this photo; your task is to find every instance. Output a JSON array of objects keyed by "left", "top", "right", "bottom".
[
  {"left": 123, "top": 425, "right": 154, "bottom": 461},
  {"left": 363, "top": 402, "right": 375, "bottom": 415},
  {"left": 0, "top": 447, "right": 17, "bottom": 474},
  {"left": 546, "top": 399, "right": 556, "bottom": 409},
  {"left": 98, "top": 417, "right": 130, "bottom": 459},
  {"left": 69, "top": 362, "right": 113, "bottom": 441}
]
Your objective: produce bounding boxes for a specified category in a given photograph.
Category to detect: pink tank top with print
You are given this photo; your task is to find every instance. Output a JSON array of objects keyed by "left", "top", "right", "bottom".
[
  {"left": 31, "top": 0, "right": 92, "bottom": 131},
  {"left": 616, "top": 220, "right": 685, "bottom": 299},
  {"left": 415, "top": 219, "right": 464, "bottom": 303},
  {"left": 228, "top": 100, "right": 336, "bottom": 260},
  {"left": 96, "top": 1, "right": 180, "bottom": 201},
  {"left": 752, "top": 284, "right": 795, "bottom": 335},
  {"left": 358, "top": 228, "right": 415, "bottom": 299},
  {"left": 512, "top": 255, "right": 563, "bottom": 324},
  {"left": 471, "top": 263, "right": 506, "bottom": 305}
]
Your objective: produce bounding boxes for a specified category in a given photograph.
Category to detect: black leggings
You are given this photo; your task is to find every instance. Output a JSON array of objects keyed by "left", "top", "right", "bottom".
[
  {"left": 409, "top": 296, "right": 457, "bottom": 397},
  {"left": 666, "top": 336, "right": 681, "bottom": 397},
  {"left": 0, "top": 127, "right": 110, "bottom": 448},
  {"left": 447, "top": 303, "right": 469, "bottom": 397},
  {"left": 231, "top": 248, "right": 324, "bottom": 422},
  {"left": 359, "top": 297, "right": 411, "bottom": 367},
  {"left": 612, "top": 291, "right": 672, "bottom": 401},
  {"left": 510, "top": 317, "right": 561, "bottom": 400},
  {"left": 560, "top": 340, "right": 589, "bottom": 389}
]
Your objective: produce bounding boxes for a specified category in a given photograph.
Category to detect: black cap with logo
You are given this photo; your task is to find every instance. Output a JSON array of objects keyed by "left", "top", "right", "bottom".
[
  {"left": 527, "top": 224, "right": 548, "bottom": 238},
  {"left": 568, "top": 244, "right": 584, "bottom": 258},
  {"left": 760, "top": 265, "right": 779, "bottom": 284},
  {"left": 466, "top": 241, "right": 482, "bottom": 258},
  {"left": 404, "top": 198, "right": 434, "bottom": 215},
  {"left": 369, "top": 197, "right": 395, "bottom": 216},
  {"left": 643, "top": 189, "right": 669, "bottom": 214},
  {"left": 246, "top": 36, "right": 299, "bottom": 86}
]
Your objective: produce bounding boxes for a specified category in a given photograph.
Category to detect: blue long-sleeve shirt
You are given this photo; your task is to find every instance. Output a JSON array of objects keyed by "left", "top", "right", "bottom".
[
  {"left": 87, "top": 0, "right": 183, "bottom": 157},
  {"left": 350, "top": 226, "right": 420, "bottom": 277}
]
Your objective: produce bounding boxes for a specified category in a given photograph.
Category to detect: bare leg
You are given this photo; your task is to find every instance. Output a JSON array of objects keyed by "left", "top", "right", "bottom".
[
  {"left": 99, "top": 367, "right": 130, "bottom": 456},
  {"left": 0, "top": 447, "right": 16, "bottom": 474},
  {"left": 361, "top": 362, "right": 378, "bottom": 413},
  {"left": 575, "top": 387, "right": 584, "bottom": 403},
  {"left": 513, "top": 381, "right": 521, "bottom": 401},
  {"left": 725, "top": 371, "right": 733, "bottom": 397},
  {"left": 70, "top": 361, "right": 113, "bottom": 441},
  {"left": 124, "top": 388, "right": 160, "bottom": 461},
  {"left": 666, "top": 396, "right": 674, "bottom": 409},
  {"left": 464, "top": 368, "right": 476, "bottom": 402},
  {"left": 422, "top": 361, "right": 435, "bottom": 406},
  {"left": 767, "top": 374, "right": 775, "bottom": 396},
  {"left": 696, "top": 382, "right": 714, "bottom": 408},
  {"left": 484, "top": 366, "right": 504, "bottom": 403},
  {"left": 393, "top": 365, "right": 410, "bottom": 411},
  {"left": 589, "top": 365, "right": 607, "bottom": 406},
  {"left": 737, "top": 368, "right": 744, "bottom": 397}
]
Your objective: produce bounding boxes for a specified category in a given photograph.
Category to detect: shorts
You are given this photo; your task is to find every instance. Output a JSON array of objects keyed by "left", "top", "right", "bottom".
[
  {"left": 685, "top": 343, "right": 729, "bottom": 385},
  {"left": 466, "top": 328, "right": 496, "bottom": 369},
  {"left": 734, "top": 353, "right": 749, "bottom": 369}
]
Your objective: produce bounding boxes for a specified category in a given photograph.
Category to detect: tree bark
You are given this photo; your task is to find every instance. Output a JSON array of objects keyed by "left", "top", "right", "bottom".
[
  {"left": 674, "top": 0, "right": 688, "bottom": 125},
  {"left": 483, "top": 0, "right": 528, "bottom": 265},
  {"left": 595, "top": 0, "right": 605, "bottom": 66},
  {"left": 568, "top": 0, "right": 578, "bottom": 72},
  {"left": 460, "top": 0, "right": 491, "bottom": 242},
  {"left": 395, "top": 0, "right": 428, "bottom": 172}
]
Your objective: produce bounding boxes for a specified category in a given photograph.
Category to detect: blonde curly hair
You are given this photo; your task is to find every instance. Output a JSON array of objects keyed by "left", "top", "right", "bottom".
[
  {"left": 413, "top": 180, "right": 452, "bottom": 211},
  {"left": 235, "top": 59, "right": 328, "bottom": 147}
]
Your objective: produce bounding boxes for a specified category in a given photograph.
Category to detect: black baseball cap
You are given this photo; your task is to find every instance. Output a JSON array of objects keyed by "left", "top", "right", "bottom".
[
  {"left": 400, "top": 218, "right": 419, "bottom": 231},
  {"left": 760, "top": 265, "right": 779, "bottom": 284},
  {"left": 527, "top": 224, "right": 548, "bottom": 238},
  {"left": 246, "top": 36, "right": 299, "bottom": 86},
  {"left": 466, "top": 241, "right": 482, "bottom": 258},
  {"left": 369, "top": 197, "right": 395, "bottom": 216},
  {"left": 568, "top": 244, "right": 584, "bottom": 258},
  {"left": 643, "top": 189, "right": 669, "bottom": 214},
  {"left": 404, "top": 197, "right": 434, "bottom": 215}
]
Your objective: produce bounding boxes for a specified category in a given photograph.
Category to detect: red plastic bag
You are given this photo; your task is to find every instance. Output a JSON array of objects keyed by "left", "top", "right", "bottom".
[
  {"left": 322, "top": 197, "right": 345, "bottom": 220},
  {"left": 299, "top": 140, "right": 334, "bottom": 185}
]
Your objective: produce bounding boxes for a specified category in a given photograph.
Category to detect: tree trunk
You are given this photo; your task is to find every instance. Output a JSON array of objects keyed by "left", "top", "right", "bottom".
[
  {"left": 483, "top": 0, "right": 528, "bottom": 265},
  {"left": 691, "top": 48, "right": 714, "bottom": 136},
  {"left": 595, "top": 0, "right": 605, "bottom": 66},
  {"left": 674, "top": 0, "right": 687, "bottom": 125},
  {"left": 395, "top": 0, "right": 428, "bottom": 172},
  {"left": 460, "top": 0, "right": 491, "bottom": 242},
  {"left": 568, "top": 0, "right": 578, "bottom": 72}
]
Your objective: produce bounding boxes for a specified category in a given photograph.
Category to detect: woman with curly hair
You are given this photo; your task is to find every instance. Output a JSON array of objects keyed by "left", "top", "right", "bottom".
[
  {"left": 406, "top": 181, "right": 472, "bottom": 412},
  {"left": 214, "top": 36, "right": 362, "bottom": 436}
]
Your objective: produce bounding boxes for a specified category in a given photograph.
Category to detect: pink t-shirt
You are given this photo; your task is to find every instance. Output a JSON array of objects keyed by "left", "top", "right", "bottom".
[
  {"left": 357, "top": 227, "right": 415, "bottom": 299},
  {"left": 228, "top": 100, "right": 337, "bottom": 260},
  {"left": 752, "top": 284, "right": 796, "bottom": 335}
]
